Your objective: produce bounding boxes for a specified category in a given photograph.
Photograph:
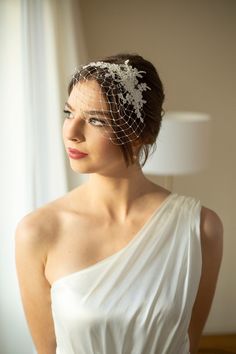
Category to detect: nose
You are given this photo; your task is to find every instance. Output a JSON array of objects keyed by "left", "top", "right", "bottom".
[{"left": 64, "top": 116, "right": 86, "bottom": 143}]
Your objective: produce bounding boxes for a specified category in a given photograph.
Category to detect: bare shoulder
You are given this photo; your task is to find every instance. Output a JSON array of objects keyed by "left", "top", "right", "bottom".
[
  {"left": 15, "top": 186, "right": 85, "bottom": 253},
  {"left": 200, "top": 206, "right": 224, "bottom": 253},
  {"left": 14, "top": 201, "right": 66, "bottom": 354},
  {"left": 188, "top": 206, "right": 223, "bottom": 353},
  {"left": 15, "top": 202, "right": 61, "bottom": 254}
]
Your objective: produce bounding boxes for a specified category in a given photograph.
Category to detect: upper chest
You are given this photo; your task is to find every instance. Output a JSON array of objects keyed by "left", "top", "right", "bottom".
[{"left": 45, "top": 209, "right": 152, "bottom": 285}]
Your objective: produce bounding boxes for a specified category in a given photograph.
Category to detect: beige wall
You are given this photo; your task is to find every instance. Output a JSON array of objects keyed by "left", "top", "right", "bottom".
[{"left": 79, "top": 0, "right": 236, "bottom": 333}]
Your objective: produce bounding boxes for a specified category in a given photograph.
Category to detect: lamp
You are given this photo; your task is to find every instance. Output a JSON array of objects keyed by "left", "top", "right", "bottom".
[{"left": 142, "top": 111, "right": 211, "bottom": 188}]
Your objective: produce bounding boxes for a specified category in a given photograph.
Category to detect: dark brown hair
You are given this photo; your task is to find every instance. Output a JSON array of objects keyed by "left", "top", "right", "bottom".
[{"left": 68, "top": 53, "right": 165, "bottom": 167}]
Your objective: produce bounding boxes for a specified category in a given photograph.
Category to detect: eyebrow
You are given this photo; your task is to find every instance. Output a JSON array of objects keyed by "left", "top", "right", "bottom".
[
  {"left": 84, "top": 110, "right": 111, "bottom": 118},
  {"left": 64, "top": 102, "right": 111, "bottom": 118},
  {"left": 64, "top": 102, "right": 75, "bottom": 111}
]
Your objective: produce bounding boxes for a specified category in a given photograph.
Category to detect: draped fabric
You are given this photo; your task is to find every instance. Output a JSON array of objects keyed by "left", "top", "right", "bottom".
[
  {"left": 0, "top": 1, "right": 87, "bottom": 352},
  {"left": 51, "top": 194, "right": 202, "bottom": 354}
]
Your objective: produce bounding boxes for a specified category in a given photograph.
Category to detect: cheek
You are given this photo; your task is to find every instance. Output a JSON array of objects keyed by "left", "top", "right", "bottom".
[{"left": 90, "top": 133, "right": 122, "bottom": 159}]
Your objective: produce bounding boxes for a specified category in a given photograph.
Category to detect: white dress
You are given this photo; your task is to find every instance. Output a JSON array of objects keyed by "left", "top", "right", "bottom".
[{"left": 51, "top": 193, "right": 202, "bottom": 354}]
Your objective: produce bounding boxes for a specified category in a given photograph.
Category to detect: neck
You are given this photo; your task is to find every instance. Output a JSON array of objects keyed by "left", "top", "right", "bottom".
[{"left": 84, "top": 164, "right": 155, "bottom": 220}]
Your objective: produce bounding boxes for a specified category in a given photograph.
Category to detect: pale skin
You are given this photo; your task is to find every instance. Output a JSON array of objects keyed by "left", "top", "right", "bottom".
[{"left": 15, "top": 80, "right": 223, "bottom": 354}]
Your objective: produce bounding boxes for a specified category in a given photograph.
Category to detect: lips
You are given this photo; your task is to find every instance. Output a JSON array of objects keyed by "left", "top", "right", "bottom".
[{"left": 68, "top": 148, "right": 88, "bottom": 159}]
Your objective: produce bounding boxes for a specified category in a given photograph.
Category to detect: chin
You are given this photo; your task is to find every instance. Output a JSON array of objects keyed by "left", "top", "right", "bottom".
[
  {"left": 70, "top": 165, "right": 94, "bottom": 174},
  {"left": 69, "top": 156, "right": 126, "bottom": 175},
  {"left": 69, "top": 161, "right": 99, "bottom": 174}
]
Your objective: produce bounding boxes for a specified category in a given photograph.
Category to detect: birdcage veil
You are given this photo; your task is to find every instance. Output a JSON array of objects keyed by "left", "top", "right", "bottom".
[{"left": 67, "top": 59, "right": 151, "bottom": 145}]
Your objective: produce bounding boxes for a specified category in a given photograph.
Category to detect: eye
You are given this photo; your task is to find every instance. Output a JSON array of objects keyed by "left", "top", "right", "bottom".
[
  {"left": 63, "top": 109, "right": 73, "bottom": 119},
  {"left": 88, "top": 117, "right": 108, "bottom": 127}
]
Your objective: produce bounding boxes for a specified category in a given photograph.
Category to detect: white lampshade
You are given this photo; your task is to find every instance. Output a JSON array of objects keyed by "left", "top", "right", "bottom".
[{"left": 143, "top": 111, "right": 211, "bottom": 175}]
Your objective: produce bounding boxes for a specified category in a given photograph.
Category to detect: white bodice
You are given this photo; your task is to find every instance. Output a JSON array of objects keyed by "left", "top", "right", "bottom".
[{"left": 51, "top": 193, "right": 202, "bottom": 354}]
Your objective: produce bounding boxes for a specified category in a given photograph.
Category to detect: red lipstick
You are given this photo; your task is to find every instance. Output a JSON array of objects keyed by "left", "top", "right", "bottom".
[{"left": 68, "top": 148, "right": 88, "bottom": 160}]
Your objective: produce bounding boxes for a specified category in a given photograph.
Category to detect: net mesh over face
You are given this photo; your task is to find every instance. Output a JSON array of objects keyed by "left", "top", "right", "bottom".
[{"left": 67, "top": 60, "right": 151, "bottom": 145}]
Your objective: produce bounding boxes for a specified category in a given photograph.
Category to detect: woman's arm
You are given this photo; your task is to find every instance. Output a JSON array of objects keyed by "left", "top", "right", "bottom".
[
  {"left": 188, "top": 206, "right": 224, "bottom": 354},
  {"left": 15, "top": 212, "right": 57, "bottom": 354}
]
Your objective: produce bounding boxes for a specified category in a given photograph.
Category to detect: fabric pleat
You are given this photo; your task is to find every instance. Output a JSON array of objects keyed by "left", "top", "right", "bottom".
[{"left": 51, "top": 193, "right": 202, "bottom": 354}]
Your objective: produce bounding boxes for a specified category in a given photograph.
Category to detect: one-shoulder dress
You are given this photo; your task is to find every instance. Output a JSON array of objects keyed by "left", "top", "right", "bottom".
[{"left": 51, "top": 193, "right": 202, "bottom": 354}]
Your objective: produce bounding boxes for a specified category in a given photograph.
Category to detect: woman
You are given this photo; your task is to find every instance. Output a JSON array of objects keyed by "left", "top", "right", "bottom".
[{"left": 15, "top": 54, "right": 223, "bottom": 354}]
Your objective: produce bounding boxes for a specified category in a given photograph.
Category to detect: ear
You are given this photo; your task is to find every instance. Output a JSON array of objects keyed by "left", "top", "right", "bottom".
[
  {"left": 131, "top": 140, "right": 142, "bottom": 158},
  {"left": 132, "top": 135, "right": 152, "bottom": 149},
  {"left": 132, "top": 137, "right": 143, "bottom": 148}
]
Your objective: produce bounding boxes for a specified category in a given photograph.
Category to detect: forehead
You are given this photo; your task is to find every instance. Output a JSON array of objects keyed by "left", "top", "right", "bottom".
[{"left": 68, "top": 80, "right": 109, "bottom": 111}]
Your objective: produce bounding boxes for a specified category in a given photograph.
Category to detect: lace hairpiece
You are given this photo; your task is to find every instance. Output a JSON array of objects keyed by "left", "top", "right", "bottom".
[
  {"left": 82, "top": 60, "right": 151, "bottom": 123},
  {"left": 69, "top": 59, "right": 151, "bottom": 145}
]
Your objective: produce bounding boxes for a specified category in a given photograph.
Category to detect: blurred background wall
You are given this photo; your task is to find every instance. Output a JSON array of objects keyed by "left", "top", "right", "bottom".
[{"left": 78, "top": 0, "right": 236, "bottom": 333}]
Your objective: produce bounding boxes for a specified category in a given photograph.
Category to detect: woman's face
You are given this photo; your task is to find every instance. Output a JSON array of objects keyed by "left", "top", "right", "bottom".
[{"left": 63, "top": 80, "right": 126, "bottom": 175}]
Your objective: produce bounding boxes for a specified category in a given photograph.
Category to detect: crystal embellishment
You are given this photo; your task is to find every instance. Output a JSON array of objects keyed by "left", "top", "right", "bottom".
[{"left": 82, "top": 60, "right": 151, "bottom": 122}]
